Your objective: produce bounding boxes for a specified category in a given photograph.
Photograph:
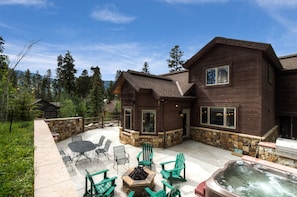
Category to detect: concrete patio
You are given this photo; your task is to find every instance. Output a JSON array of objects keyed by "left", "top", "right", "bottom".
[{"left": 56, "top": 126, "right": 239, "bottom": 196}]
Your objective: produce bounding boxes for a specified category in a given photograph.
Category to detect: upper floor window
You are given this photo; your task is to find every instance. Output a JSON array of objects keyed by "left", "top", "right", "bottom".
[
  {"left": 142, "top": 110, "right": 156, "bottom": 134},
  {"left": 124, "top": 108, "right": 132, "bottom": 130},
  {"left": 201, "top": 106, "right": 236, "bottom": 129},
  {"left": 206, "top": 65, "right": 229, "bottom": 86}
]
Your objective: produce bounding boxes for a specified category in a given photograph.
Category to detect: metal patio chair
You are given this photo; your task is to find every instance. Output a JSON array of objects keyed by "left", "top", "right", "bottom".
[
  {"left": 113, "top": 145, "right": 130, "bottom": 173},
  {"left": 96, "top": 135, "right": 106, "bottom": 148},
  {"left": 95, "top": 139, "right": 112, "bottom": 160}
]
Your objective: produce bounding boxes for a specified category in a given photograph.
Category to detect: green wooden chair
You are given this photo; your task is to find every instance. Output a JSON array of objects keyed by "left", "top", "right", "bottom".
[
  {"left": 84, "top": 169, "right": 117, "bottom": 197},
  {"left": 160, "top": 153, "right": 186, "bottom": 185},
  {"left": 145, "top": 180, "right": 181, "bottom": 197},
  {"left": 137, "top": 143, "right": 154, "bottom": 169},
  {"left": 128, "top": 191, "right": 135, "bottom": 197}
]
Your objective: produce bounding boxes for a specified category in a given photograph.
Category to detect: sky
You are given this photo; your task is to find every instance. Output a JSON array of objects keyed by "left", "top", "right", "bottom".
[{"left": 1, "top": 0, "right": 297, "bottom": 81}]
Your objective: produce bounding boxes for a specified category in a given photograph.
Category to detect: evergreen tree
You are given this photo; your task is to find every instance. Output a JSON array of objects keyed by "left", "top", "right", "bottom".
[
  {"left": 76, "top": 69, "right": 91, "bottom": 98},
  {"left": 24, "top": 69, "right": 31, "bottom": 88},
  {"left": 45, "top": 69, "right": 52, "bottom": 101},
  {"left": 56, "top": 51, "right": 77, "bottom": 96},
  {"left": 142, "top": 62, "right": 150, "bottom": 74},
  {"left": 115, "top": 70, "right": 122, "bottom": 81},
  {"left": 105, "top": 81, "right": 114, "bottom": 101},
  {"left": 90, "top": 66, "right": 104, "bottom": 117},
  {"left": 167, "top": 45, "right": 185, "bottom": 72},
  {"left": 32, "top": 71, "right": 42, "bottom": 99}
]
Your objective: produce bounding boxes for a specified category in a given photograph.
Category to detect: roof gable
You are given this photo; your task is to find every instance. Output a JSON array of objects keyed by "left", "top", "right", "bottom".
[
  {"left": 279, "top": 53, "right": 297, "bottom": 70},
  {"left": 184, "top": 37, "right": 282, "bottom": 70},
  {"left": 113, "top": 70, "right": 194, "bottom": 99}
]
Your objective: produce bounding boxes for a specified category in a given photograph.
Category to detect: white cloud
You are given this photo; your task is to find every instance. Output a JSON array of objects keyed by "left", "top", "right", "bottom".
[
  {"left": 255, "top": 0, "right": 297, "bottom": 9},
  {"left": 0, "top": 0, "right": 50, "bottom": 7},
  {"left": 91, "top": 4, "right": 135, "bottom": 24},
  {"left": 4, "top": 40, "right": 169, "bottom": 80}
]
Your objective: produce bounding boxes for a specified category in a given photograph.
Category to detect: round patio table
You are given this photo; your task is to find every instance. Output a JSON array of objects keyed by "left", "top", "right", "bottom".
[{"left": 68, "top": 141, "right": 96, "bottom": 164}]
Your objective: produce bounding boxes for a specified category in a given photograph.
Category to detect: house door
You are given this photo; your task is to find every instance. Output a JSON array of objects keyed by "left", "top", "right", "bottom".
[{"left": 182, "top": 109, "right": 190, "bottom": 139}]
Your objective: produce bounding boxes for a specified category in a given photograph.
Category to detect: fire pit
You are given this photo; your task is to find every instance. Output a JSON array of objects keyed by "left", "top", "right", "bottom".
[{"left": 122, "top": 166, "right": 156, "bottom": 197}]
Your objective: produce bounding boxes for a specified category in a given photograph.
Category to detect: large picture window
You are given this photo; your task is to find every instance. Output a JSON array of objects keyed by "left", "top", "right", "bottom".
[
  {"left": 124, "top": 109, "right": 132, "bottom": 130},
  {"left": 142, "top": 110, "right": 156, "bottom": 133},
  {"left": 200, "top": 106, "right": 236, "bottom": 129},
  {"left": 206, "top": 65, "right": 229, "bottom": 86}
]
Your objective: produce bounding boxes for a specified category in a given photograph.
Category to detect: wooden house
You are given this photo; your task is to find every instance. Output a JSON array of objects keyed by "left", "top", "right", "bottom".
[
  {"left": 113, "top": 37, "right": 297, "bottom": 155},
  {"left": 35, "top": 99, "right": 60, "bottom": 119}
]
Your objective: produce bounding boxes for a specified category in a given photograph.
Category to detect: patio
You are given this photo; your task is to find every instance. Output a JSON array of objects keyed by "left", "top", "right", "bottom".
[{"left": 56, "top": 126, "right": 239, "bottom": 196}]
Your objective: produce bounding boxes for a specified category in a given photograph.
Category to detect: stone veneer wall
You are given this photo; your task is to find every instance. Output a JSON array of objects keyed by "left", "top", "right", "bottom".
[
  {"left": 258, "top": 142, "right": 297, "bottom": 168},
  {"left": 119, "top": 127, "right": 183, "bottom": 148},
  {"left": 190, "top": 126, "right": 279, "bottom": 156},
  {"left": 45, "top": 117, "right": 84, "bottom": 142}
]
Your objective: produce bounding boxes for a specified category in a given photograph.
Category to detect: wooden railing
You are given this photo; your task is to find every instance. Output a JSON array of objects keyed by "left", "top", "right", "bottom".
[{"left": 84, "top": 114, "right": 120, "bottom": 129}]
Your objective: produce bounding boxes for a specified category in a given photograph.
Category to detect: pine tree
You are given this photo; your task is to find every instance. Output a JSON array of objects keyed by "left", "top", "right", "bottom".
[
  {"left": 142, "top": 62, "right": 150, "bottom": 74},
  {"left": 167, "top": 45, "right": 185, "bottom": 72},
  {"left": 76, "top": 69, "right": 91, "bottom": 98},
  {"left": 56, "top": 51, "right": 77, "bottom": 96},
  {"left": 90, "top": 66, "right": 104, "bottom": 117}
]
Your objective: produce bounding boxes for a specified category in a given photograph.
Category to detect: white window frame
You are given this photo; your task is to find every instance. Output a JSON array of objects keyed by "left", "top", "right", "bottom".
[
  {"left": 200, "top": 106, "right": 236, "bottom": 129},
  {"left": 141, "top": 110, "right": 156, "bottom": 134},
  {"left": 206, "top": 65, "right": 230, "bottom": 86},
  {"left": 124, "top": 108, "right": 132, "bottom": 130}
]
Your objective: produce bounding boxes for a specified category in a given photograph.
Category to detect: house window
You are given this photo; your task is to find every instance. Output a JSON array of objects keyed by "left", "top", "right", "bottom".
[
  {"left": 124, "top": 109, "right": 132, "bottom": 130},
  {"left": 206, "top": 65, "right": 229, "bottom": 86},
  {"left": 200, "top": 106, "right": 236, "bottom": 129},
  {"left": 142, "top": 110, "right": 156, "bottom": 133}
]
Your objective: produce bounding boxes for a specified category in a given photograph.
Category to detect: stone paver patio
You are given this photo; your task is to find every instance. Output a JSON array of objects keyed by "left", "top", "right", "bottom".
[{"left": 56, "top": 126, "right": 239, "bottom": 196}]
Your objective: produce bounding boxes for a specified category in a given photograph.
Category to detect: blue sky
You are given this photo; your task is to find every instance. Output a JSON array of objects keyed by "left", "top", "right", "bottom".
[{"left": 1, "top": 0, "right": 297, "bottom": 80}]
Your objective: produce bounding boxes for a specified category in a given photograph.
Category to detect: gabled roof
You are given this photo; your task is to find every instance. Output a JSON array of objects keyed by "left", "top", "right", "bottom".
[
  {"left": 184, "top": 37, "right": 283, "bottom": 70},
  {"left": 113, "top": 70, "right": 195, "bottom": 100},
  {"left": 279, "top": 53, "right": 297, "bottom": 70}
]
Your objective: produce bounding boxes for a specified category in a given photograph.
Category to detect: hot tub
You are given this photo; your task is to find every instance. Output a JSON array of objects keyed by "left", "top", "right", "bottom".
[{"left": 204, "top": 159, "right": 297, "bottom": 197}]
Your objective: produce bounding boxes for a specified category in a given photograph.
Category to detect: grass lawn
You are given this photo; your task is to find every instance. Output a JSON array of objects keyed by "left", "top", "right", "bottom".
[{"left": 0, "top": 121, "right": 34, "bottom": 196}]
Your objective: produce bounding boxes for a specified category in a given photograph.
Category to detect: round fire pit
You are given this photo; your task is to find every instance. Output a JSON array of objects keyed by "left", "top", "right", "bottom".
[{"left": 122, "top": 167, "right": 156, "bottom": 197}]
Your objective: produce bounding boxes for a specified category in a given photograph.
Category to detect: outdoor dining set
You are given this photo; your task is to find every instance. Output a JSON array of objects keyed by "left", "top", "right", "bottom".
[{"left": 59, "top": 135, "right": 186, "bottom": 197}]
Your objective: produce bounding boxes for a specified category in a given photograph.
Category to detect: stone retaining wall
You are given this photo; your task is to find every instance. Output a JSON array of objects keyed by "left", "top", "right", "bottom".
[
  {"left": 45, "top": 117, "right": 84, "bottom": 142},
  {"left": 190, "top": 126, "right": 278, "bottom": 156},
  {"left": 119, "top": 127, "right": 183, "bottom": 148},
  {"left": 258, "top": 141, "right": 297, "bottom": 168}
]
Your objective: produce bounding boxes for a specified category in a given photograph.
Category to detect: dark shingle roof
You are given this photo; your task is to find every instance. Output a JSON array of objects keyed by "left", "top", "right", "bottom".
[
  {"left": 184, "top": 37, "right": 282, "bottom": 70},
  {"left": 113, "top": 70, "right": 195, "bottom": 99},
  {"left": 279, "top": 53, "right": 297, "bottom": 70}
]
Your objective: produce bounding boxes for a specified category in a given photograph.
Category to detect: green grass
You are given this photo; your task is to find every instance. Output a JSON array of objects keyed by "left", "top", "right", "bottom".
[{"left": 0, "top": 121, "right": 34, "bottom": 196}]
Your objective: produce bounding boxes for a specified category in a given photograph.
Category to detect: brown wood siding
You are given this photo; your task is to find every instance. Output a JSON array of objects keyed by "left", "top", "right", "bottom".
[
  {"left": 121, "top": 82, "right": 136, "bottom": 129},
  {"left": 261, "top": 58, "right": 276, "bottom": 136},
  {"left": 189, "top": 45, "right": 263, "bottom": 135},
  {"left": 276, "top": 71, "right": 297, "bottom": 115}
]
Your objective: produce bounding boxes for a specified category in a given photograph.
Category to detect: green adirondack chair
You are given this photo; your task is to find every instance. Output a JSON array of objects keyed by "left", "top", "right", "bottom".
[
  {"left": 137, "top": 143, "right": 154, "bottom": 169},
  {"left": 84, "top": 169, "right": 117, "bottom": 197},
  {"left": 160, "top": 153, "right": 186, "bottom": 185},
  {"left": 145, "top": 180, "right": 181, "bottom": 197}
]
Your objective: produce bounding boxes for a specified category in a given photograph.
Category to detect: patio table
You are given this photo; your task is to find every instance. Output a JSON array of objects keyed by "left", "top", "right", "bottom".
[{"left": 68, "top": 140, "right": 96, "bottom": 164}]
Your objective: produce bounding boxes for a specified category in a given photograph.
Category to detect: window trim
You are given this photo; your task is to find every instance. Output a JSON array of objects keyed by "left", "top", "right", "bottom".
[
  {"left": 206, "top": 65, "right": 230, "bottom": 86},
  {"left": 141, "top": 109, "right": 156, "bottom": 134},
  {"left": 123, "top": 108, "right": 132, "bottom": 130},
  {"left": 200, "top": 106, "right": 236, "bottom": 129}
]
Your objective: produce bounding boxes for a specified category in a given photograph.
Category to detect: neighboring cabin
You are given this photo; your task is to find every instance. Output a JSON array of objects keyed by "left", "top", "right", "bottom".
[
  {"left": 113, "top": 37, "right": 297, "bottom": 155},
  {"left": 34, "top": 99, "right": 60, "bottom": 119}
]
